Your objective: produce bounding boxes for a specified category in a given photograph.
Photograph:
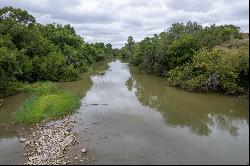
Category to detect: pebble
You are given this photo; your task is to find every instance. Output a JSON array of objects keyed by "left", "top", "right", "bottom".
[
  {"left": 19, "top": 138, "right": 27, "bottom": 142},
  {"left": 81, "top": 148, "right": 87, "bottom": 154},
  {"left": 20, "top": 117, "right": 81, "bottom": 165},
  {"left": 25, "top": 141, "right": 31, "bottom": 145}
]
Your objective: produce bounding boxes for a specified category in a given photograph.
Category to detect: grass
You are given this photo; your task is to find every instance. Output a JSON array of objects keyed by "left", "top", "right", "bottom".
[{"left": 13, "top": 82, "right": 79, "bottom": 125}]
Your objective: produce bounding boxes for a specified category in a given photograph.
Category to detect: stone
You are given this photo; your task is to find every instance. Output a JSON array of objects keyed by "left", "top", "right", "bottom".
[
  {"left": 25, "top": 141, "right": 31, "bottom": 145},
  {"left": 20, "top": 117, "right": 78, "bottom": 165},
  {"left": 81, "top": 148, "right": 87, "bottom": 154},
  {"left": 19, "top": 138, "right": 27, "bottom": 142}
]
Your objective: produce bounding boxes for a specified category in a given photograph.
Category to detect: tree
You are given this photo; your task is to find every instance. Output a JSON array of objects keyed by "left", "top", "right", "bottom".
[
  {"left": 0, "top": 6, "right": 35, "bottom": 25},
  {"left": 126, "top": 36, "right": 135, "bottom": 53},
  {"left": 0, "top": 7, "right": 113, "bottom": 97}
]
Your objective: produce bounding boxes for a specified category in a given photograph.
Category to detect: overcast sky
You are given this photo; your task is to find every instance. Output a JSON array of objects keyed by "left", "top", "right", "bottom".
[{"left": 0, "top": 0, "right": 249, "bottom": 48}]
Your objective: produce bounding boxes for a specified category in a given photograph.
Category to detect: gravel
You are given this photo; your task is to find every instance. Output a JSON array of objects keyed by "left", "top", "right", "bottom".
[{"left": 20, "top": 118, "right": 78, "bottom": 165}]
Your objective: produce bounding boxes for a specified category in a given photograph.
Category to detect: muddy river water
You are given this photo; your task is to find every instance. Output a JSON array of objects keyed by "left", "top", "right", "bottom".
[{"left": 0, "top": 60, "right": 249, "bottom": 164}]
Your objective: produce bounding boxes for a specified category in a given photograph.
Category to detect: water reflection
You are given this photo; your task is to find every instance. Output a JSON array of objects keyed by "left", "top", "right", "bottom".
[
  {"left": 0, "top": 61, "right": 108, "bottom": 139},
  {"left": 127, "top": 66, "right": 249, "bottom": 136},
  {"left": 57, "top": 61, "right": 108, "bottom": 98},
  {"left": 0, "top": 93, "right": 28, "bottom": 138},
  {"left": 77, "top": 60, "right": 248, "bottom": 164},
  {"left": 57, "top": 73, "right": 93, "bottom": 98}
]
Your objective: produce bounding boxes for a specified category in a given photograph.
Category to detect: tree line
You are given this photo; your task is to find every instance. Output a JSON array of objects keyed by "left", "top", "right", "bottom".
[
  {"left": 120, "top": 21, "right": 249, "bottom": 94},
  {"left": 0, "top": 7, "right": 115, "bottom": 97}
]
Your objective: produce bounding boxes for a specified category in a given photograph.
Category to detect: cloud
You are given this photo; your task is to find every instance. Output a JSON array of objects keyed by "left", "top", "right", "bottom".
[
  {"left": 0, "top": 0, "right": 249, "bottom": 48},
  {"left": 167, "top": 0, "right": 214, "bottom": 12}
]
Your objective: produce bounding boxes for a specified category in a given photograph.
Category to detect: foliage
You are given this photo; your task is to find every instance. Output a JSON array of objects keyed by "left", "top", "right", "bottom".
[
  {"left": 0, "top": 47, "right": 21, "bottom": 96},
  {"left": 0, "top": 6, "right": 35, "bottom": 25},
  {"left": 0, "top": 7, "right": 114, "bottom": 97},
  {"left": 167, "top": 46, "right": 249, "bottom": 94},
  {"left": 120, "top": 21, "right": 248, "bottom": 94},
  {"left": 168, "top": 35, "right": 199, "bottom": 69}
]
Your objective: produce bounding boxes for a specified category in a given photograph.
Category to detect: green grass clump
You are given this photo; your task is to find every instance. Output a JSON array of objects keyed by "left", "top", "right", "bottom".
[
  {"left": 22, "top": 81, "right": 60, "bottom": 95},
  {"left": 14, "top": 82, "right": 79, "bottom": 124}
]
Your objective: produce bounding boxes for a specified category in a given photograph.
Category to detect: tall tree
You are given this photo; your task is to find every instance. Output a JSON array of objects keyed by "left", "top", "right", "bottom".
[{"left": 0, "top": 6, "right": 36, "bottom": 25}]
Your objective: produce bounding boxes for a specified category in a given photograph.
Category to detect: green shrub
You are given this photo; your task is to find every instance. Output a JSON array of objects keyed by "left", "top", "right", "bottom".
[
  {"left": 167, "top": 46, "right": 249, "bottom": 94},
  {"left": 0, "top": 47, "right": 21, "bottom": 96},
  {"left": 168, "top": 35, "right": 200, "bottom": 69}
]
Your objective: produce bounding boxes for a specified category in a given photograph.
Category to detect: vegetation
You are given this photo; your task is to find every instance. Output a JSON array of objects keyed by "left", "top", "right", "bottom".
[
  {"left": 120, "top": 21, "right": 249, "bottom": 94},
  {"left": 0, "top": 6, "right": 117, "bottom": 124},
  {"left": 167, "top": 46, "right": 249, "bottom": 94},
  {"left": 0, "top": 7, "right": 115, "bottom": 97},
  {"left": 14, "top": 82, "right": 79, "bottom": 124}
]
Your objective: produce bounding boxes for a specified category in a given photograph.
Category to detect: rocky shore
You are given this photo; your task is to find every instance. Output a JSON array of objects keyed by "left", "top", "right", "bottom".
[{"left": 18, "top": 117, "right": 88, "bottom": 165}]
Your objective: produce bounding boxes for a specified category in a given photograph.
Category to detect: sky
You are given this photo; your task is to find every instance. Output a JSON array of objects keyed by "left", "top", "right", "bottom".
[{"left": 0, "top": 0, "right": 249, "bottom": 48}]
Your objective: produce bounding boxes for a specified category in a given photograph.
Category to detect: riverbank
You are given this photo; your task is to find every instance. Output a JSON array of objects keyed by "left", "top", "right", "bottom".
[
  {"left": 120, "top": 57, "right": 249, "bottom": 97},
  {"left": 17, "top": 116, "right": 93, "bottom": 165},
  {"left": 0, "top": 61, "right": 108, "bottom": 164},
  {"left": 2, "top": 60, "right": 109, "bottom": 124}
]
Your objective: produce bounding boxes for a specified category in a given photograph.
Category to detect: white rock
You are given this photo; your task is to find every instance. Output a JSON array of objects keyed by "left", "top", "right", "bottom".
[
  {"left": 25, "top": 141, "right": 31, "bottom": 145},
  {"left": 81, "top": 148, "right": 87, "bottom": 153},
  {"left": 19, "top": 138, "right": 27, "bottom": 142}
]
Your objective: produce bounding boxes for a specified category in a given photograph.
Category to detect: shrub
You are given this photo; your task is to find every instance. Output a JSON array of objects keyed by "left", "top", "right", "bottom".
[{"left": 167, "top": 46, "right": 249, "bottom": 94}]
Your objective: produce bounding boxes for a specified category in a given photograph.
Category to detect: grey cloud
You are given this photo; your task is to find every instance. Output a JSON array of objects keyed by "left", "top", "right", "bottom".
[
  {"left": 167, "top": 0, "right": 214, "bottom": 12},
  {"left": 0, "top": 0, "right": 249, "bottom": 48},
  {"left": 51, "top": 12, "right": 114, "bottom": 24}
]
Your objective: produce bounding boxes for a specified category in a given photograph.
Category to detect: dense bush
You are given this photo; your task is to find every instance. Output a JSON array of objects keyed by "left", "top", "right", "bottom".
[
  {"left": 168, "top": 35, "right": 200, "bottom": 69},
  {"left": 0, "top": 7, "right": 114, "bottom": 97},
  {"left": 120, "top": 21, "right": 248, "bottom": 94},
  {"left": 0, "top": 47, "right": 21, "bottom": 96},
  {"left": 167, "top": 46, "right": 249, "bottom": 94}
]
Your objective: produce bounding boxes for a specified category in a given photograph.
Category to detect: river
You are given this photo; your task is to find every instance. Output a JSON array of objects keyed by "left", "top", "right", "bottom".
[{"left": 0, "top": 60, "right": 249, "bottom": 164}]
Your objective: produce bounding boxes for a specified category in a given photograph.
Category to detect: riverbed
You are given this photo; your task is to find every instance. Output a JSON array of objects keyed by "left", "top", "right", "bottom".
[{"left": 0, "top": 60, "right": 249, "bottom": 164}]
